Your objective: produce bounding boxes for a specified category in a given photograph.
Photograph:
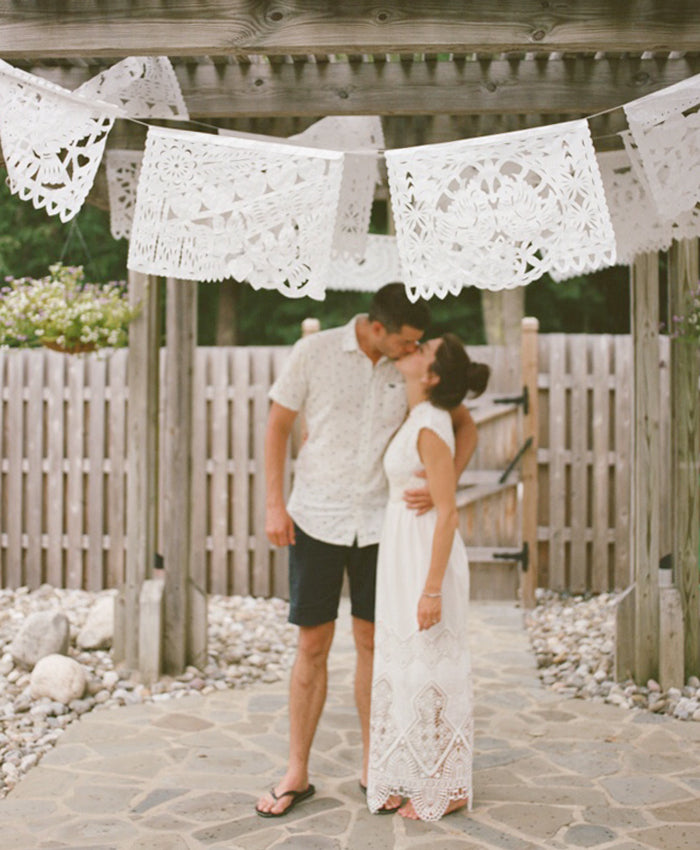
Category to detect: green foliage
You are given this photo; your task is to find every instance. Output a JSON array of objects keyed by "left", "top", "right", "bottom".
[
  {"left": 0, "top": 180, "right": 128, "bottom": 284},
  {"left": 0, "top": 264, "right": 139, "bottom": 351},
  {"left": 666, "top": 280, "right": 700, "bottom": 341}
]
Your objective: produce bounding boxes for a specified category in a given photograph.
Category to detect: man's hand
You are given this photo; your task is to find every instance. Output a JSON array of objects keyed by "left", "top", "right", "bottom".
[
  {"left": 266, "top": 504, "right": 296, "bottom": 547},
  {"left": 403, "top": 470, "right": 434, "bottom": 515}
]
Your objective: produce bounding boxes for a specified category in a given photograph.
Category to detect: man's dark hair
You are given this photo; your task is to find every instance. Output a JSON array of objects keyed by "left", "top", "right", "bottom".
[{"left": 368, "top": 283, "right": 431, "bottom": 334}]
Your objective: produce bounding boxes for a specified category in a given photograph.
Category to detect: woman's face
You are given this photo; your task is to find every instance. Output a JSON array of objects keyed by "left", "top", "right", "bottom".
[{"left": 396, "top": 337, "right": 441, "bottom": 380}]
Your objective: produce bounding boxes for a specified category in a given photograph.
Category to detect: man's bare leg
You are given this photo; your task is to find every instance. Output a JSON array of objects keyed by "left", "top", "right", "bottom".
[{"left": 256, "top": 621, "right": 335, "bottom": 815}]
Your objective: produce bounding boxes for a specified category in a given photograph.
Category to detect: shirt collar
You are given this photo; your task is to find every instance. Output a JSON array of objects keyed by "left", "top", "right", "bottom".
[{"left": 342, "top": 314, "right": 365, "bottom": 353}]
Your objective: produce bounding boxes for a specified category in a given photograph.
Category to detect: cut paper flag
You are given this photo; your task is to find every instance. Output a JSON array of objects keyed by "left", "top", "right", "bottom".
[
  {"left": 0, "top": 59, "right": 122, "bottom": 222},
  {"left": 222, "top": 116, "right": 384, "bottom": 261},
  {"left": 597, "top": 145, "right": 700, "bottom": 266},
  {"left": 75, "top": 56, "right": 189, "bottom": 120},
  {"left": 623, "top": 74, "right": 700, "bottom": 221},
  {"left": 105, "top": 150, "right": 143, "bottom": 240},
  {"left": 386, "top": 120, "right": 616, "bottom": 299},
  {"left": 127, "top": 126, "right": 344, "bottom": 299},
  {"left": 290, "top": 117, "right": 384, "bottom": 260},
  {"left": 327, "top": 235, "right": 401, "bottom": 291}
]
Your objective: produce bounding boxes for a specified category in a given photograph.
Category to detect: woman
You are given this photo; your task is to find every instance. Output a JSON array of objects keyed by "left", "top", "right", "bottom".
[{"left": 367, "top": 333, "right": 489, "bottom": 821}]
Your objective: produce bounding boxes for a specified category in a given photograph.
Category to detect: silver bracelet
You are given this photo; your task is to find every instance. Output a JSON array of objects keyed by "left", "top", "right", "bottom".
[{"left": 422, "top": 591, "right": 442, "bottom": 598}]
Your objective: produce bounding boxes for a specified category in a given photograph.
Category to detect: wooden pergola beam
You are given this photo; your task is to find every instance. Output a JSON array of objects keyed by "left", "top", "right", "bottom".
[
  {"left": 16, "top": 54, "right": 700, "bottom": 117},
  {"left": 2, "top": 1, "right": 700, "bottom": 57}
]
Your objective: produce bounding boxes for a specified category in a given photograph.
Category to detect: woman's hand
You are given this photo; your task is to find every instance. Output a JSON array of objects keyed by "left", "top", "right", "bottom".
[{"left": 417, "top": 593, "right": 442, "bottom": 630}]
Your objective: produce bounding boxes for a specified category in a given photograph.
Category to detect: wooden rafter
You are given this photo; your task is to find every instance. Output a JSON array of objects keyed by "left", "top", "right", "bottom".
[
  {"left": 1, "top": 1, "right": 700, "bottom": 58},
  {"left": 14, "top": 53, "right": 700, "bottom": 118}
]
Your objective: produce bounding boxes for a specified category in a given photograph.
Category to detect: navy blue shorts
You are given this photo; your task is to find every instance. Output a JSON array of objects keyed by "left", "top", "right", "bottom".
[{"left": 288, "top": 524, "right": 378, "bottom": 627}]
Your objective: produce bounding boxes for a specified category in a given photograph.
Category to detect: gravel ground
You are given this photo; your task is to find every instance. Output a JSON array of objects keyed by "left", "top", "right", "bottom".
[{"left": 525, "top": 589, "right": 700, "bottom": 721}]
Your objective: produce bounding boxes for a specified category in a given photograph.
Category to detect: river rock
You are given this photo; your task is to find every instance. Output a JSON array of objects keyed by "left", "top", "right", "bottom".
[
  {"left": 76, "top": 594, "right": 115, "bottom": 650},
  {"left": 30, "top": 655, "right": 87, "bottom": 705},
  {"left": 9, "top": 611, "right": 70, "bottom": 669}
]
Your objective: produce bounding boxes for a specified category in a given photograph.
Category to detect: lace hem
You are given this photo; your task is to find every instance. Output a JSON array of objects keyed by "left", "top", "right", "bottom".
[{"left": 368, "top": 677, "right": 474, "bottom": 821}]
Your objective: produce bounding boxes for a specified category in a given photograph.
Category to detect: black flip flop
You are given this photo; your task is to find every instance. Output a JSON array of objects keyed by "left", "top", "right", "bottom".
[
  {"left": 255, "top": 783, "right": 316, "bottom": 818},
  {"left": 359, "top": 782, "right": 402, "bottom": 815}
]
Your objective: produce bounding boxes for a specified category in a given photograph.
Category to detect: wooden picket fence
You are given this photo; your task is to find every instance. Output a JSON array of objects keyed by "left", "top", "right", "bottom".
[{"left": 0, "top": 334, "right": 670, "bottom": 596}]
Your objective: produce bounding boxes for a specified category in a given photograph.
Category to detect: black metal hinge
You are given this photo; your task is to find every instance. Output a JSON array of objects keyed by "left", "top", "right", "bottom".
[
  {"left": 493, "top": 542, "right": 529, "bottom": 571},
  {"left": 493, "top": 385, "right": 529, "bottom": 415}
]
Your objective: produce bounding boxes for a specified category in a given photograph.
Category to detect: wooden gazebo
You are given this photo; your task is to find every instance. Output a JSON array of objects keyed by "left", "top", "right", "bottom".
[{"left": 1, "top": 1, "right": 698, "bottom": 685}]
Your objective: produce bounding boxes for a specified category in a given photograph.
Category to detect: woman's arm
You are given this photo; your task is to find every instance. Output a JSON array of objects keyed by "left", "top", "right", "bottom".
[{"left": 415, "top": 427, "right": 459, "bottom": 630}]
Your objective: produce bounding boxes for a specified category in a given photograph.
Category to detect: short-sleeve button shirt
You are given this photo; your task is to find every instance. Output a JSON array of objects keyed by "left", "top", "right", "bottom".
[{"left": 269, "top": 316, "right": 407, "bottom": 546}]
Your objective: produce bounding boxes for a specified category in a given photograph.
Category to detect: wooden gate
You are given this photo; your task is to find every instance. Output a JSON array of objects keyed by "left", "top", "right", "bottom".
[{"left": 456, "top": 320, "right": 539, "bottom": 604}]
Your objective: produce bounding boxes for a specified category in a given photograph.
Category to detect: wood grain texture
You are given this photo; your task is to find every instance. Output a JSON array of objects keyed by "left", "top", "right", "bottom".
[
  {"left": 2, "top": 1, "right": 699, "bottom": 57},
  {"left": 20, "top": 54, "right": 700, "bottom": 117},
  {"left": 631, "top": 252, "right": 660, "bottom": 684},
  {"left": 669, "top": 239, "right": 700, "bottom": 679}
]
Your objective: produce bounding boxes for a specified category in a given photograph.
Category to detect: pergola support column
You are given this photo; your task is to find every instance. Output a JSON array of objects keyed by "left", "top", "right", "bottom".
[
  {"left": 120, "top": 272, "right": 161, "bottom": 669},
  {"left": 162, "top": 278, "right": 204, "bottom": 675},
  {"left": 630, "top": 252, "right": 661, "bottom": 684},
  {"left": 669, "top": 238, "right": 700, "bottom": 679}
]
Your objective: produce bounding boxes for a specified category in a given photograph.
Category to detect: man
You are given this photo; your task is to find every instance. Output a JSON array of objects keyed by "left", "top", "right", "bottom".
[{"left": 256, "top": 283, "right": 477, "bottom": 817}]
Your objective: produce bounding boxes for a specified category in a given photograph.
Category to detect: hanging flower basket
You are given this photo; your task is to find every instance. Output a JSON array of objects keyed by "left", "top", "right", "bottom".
[
  {"left": 41, "top": 339, "right": 98, "bottom": 355},
  {"left": 0, "top": 264, "right": 140, "bottom": 352}
]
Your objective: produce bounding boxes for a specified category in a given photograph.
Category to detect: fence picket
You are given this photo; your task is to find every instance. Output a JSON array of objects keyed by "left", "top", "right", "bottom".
[
  {"left": 548, "top": 335, "right": 567, "bottom": 591},
  {"left": 614, "top": 336, "right": 633, "bottom": 589},
  {"left": 210, "top": 348, "right": 230, "bottom": 594},
  {"left": 251, "top": 347, "right": 272, "bottom": 597},
  {"left": 66, "top": 356, "right": 85, "bottom": 588},
  {"left": 107, "top": 350, "right": 127, "bottom": 587},
  {"left": 232, "top": 348, "right": 250, "bottom": 596},
  {"left": 26, "top": 351, "right": 44, "bottom": 588},
  {"left": 591, "top": 336, "right": 611, "bottom": 591},
  {"left": 87, "top": 355, "right": 106, "bottom": 590},
  {"left": 45, "top": 353, "right": 65, "bottom": 587},
  {"left": 6, "top": 352, "right": 24, "bottom": 587}
]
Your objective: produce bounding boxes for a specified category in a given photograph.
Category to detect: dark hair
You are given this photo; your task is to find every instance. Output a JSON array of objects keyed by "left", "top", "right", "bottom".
[
  {"left": 368, "top": 283, "right": 431, "bottom": 334},
  {"left": 428, "top": 333, "right": 490, "bottom": 410}
]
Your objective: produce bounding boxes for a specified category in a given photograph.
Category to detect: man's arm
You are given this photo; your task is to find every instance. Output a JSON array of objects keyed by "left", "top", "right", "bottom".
[
  {"left": 265, "top": 401, "right": 298, "bottom": 547},
  {"left": 403, "top": 403, "right": 478, "bottom": 515}
]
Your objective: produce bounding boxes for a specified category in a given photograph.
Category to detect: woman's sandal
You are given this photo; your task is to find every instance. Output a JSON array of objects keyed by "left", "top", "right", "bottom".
[
  {"left": 255, "top": 784, "right": 316, "bottom": 818},
  {"left": 359, "top": 782, "right": 402, "bottom": 815}
]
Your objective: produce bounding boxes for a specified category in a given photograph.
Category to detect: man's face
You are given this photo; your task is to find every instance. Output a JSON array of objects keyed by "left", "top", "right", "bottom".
[{"left": 375, "top": 323, "right": 425, "bottom": 360}]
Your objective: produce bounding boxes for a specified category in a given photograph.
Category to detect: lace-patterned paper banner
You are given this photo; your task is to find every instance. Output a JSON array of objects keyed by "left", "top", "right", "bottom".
[
  {"left": 623, "top": 74, "right": 700, "bottom": 220},
  {"left": 0, "top": 59, "right": 121, "bottom": 222},
  {"left": 290, "top": 117, "right": 384, "bottom": 260},
  {"left": 75, "top": 57, "right": 189, "bottom": 120},
  {"left": 105, "top": 150, "right": 143, "bottom": 240},
  {"left": 596, "top": 146, "right": 700, "bottom": 267},
  {"left": 128, "top": 126, "right": 344, "bottom": 299},
  {"left": 327, "top": 234, "right": 401, "bottom": 291},
  {"left": 386, "top": 120, "right": 616, "bottom": 299}
]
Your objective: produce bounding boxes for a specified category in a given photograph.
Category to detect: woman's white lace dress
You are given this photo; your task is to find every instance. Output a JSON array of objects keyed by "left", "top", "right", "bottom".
[{"left": 367, "top": 401, "right": 473, "bottom": 821}]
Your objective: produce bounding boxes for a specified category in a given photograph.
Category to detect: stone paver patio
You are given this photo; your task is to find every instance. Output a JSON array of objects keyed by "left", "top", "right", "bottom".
[{"left": 1, "top": 599, "right": 699, "bottom": 849}]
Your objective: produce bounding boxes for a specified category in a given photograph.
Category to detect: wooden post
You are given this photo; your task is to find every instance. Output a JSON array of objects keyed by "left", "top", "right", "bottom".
[
  {"left": 123, "top": 272, "right": 160, "bottom": 669},
  {"left": 669, "top": 238, "right": 700, "bottom": 679},
  {"left": 162, "top": 278, "right": 198, "bottom": 675},
  {"left": 520, "top": 317, "right": 539, "bottom": 609},
  {"left": 630, "top": 252, "right": 660, "bottom": 683}
]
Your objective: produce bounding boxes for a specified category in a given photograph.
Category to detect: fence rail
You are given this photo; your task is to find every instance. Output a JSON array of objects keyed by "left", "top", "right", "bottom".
[{"left": 0, "top": 335, "right": 670, "bottom": 595}]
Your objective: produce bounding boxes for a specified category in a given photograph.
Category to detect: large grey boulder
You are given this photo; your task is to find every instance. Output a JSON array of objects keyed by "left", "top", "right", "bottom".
[
  {"left": 9, "top": 611, "right": 70, "bottom": 669},
  {"left": 77, "top": 593, "right": 115, "bottom": 650},
  {"left": 30, "top": 654, "right": 87, "bottom": 705}
]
